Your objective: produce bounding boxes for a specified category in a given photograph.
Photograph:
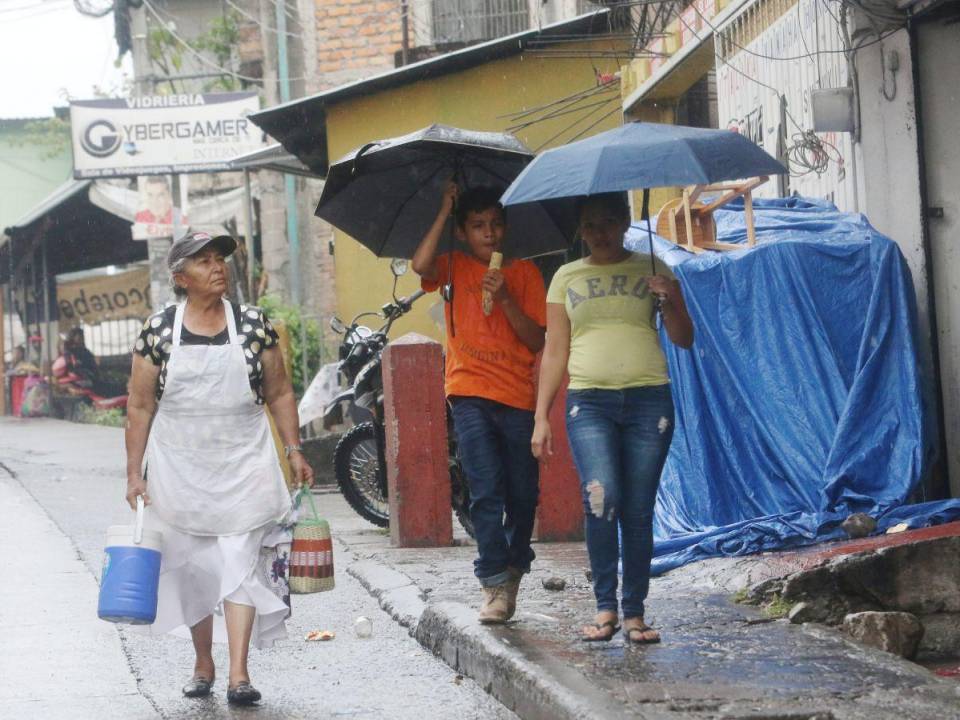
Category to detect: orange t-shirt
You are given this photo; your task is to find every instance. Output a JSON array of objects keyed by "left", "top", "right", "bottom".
[{"left": 422, "top": 251, "right": 546, "bottom": 411}]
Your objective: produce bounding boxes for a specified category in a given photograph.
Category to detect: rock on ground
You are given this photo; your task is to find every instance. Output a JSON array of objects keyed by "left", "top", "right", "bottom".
[{"left": 842, "top": 611, "right": 925, "bottom": 659}]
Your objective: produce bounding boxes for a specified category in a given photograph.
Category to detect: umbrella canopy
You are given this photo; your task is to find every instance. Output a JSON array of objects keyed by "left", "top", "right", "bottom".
[
  {"left": 316, "top": 124, "right": 570, "bottom": 259},
  {"left": 500, "top": 121, "right": 788, "bottom": 239}
]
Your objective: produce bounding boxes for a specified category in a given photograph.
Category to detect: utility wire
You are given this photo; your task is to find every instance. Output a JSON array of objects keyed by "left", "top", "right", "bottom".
[
  {"left": 263, "top": 0, "right": 297, "bottom": 23},
  {"left": 533, "top": 94, "right": 620, "bottom": 152},
  {"left": 498, "top": 82, "right": 615, "bottom": 121},
  {"left": 224, "top": 0, "right": 301, "bottom": 38},
  {"left": 692, "top": 0, "right": 901, "bottom": 63},
  {"left": 0, "top": 0, "right": 68, "bottom": 17},
  {"left": 564, "top": 103, "right": 623, "bottom": 144},
  {"left": 143, "top": 0, "right": 299, "bottom": 84},
  {"left": 72, "top": 0, "right": 111, "bottom": 17},
  {"left": 0, "top": 0, "right": 67, "bottom": 11},
  {"left": 674, "top": 10, "right": 805, "bottom": 133},
  {"left": 507, "top": 92, "right": 620, "bottom": 133}
]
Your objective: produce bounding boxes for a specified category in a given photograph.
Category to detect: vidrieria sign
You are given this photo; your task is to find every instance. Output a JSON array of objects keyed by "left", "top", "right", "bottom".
[{"left": 70, "top": 92, "right": 265, "bottom": 178}]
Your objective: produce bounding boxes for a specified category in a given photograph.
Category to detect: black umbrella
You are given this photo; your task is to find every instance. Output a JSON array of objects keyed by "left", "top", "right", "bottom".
[{"left": 315, "top": 124, "right": 570, "bottom": 259}]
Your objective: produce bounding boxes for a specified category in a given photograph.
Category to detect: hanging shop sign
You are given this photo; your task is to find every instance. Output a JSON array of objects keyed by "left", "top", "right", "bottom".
[
  {"left": 70, "top": 92, "right": 266, "bottom": 179},
  {"left": 57, "top": 267, "right": 151, "bottom": 324}
]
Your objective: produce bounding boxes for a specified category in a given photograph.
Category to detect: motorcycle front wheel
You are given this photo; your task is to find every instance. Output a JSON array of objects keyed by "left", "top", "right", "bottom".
[
  {"left": 333, "top": 421, "right": 477, "bottom": 538},
  {"left": 334, "top": 421, "right": 389, "bottom": 527}
]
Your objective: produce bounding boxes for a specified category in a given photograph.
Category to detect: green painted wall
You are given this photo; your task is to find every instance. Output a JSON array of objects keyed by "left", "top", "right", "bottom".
[{"left": 0, "top": 120, "right": 72, "bottom": 232}]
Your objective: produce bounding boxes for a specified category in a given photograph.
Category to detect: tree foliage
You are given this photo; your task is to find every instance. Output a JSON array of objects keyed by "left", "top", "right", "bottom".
[{"left": 147, "top": 10, "right": 244, "bottom": 93}]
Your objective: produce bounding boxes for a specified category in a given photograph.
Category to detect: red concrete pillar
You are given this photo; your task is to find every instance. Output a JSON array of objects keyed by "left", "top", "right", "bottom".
[
  {"left": 382, "top": 332, "right": 453, "bottom": 548},
  {"left": 535, "top": 371, "right": 584, "bottom": 542}
]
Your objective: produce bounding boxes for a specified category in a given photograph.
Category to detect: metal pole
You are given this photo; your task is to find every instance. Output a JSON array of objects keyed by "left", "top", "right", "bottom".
[
  {"left": 41, "top": 236, "right": 52, "bottom": 374},
  {"left": 276, "top": 0, "right": 309, "bottom": 391},
  {"left": 243, "top": 169, "right": 257, "bottom": 302},
  {"left": 401, "top": 0, "right": 410, "bottom": 66}
]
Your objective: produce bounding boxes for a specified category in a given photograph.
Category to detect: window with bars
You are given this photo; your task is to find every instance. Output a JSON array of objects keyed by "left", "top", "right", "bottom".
[{"left": 431, "top": 0, "right": 531, "bottom": 44}]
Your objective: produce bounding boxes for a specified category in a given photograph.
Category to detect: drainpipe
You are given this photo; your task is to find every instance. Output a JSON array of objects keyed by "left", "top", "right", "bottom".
[{"left": 909, "top": 18, "right": 949, "bottom": 499}]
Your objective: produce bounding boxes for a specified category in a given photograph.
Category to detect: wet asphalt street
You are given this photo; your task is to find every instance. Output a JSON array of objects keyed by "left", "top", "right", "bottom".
[{"left": 0, "top": 417, "right": 516, "bottom": 720}]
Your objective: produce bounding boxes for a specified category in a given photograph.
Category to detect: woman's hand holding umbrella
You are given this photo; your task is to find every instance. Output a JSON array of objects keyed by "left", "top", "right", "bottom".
[{"left": 648, "top": 275, "right": 694, "bottom": 348}]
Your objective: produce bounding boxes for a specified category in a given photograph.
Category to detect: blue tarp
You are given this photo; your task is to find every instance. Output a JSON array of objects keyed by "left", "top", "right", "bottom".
[{"left": 623, "top": 196, "right": 960, "bottom": 575}]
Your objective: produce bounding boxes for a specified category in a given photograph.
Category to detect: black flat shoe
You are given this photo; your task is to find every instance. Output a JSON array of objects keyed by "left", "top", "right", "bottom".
[
  {"left": 227, "top": 682, "right": 262, "bottom": 706},
  {"left": 182, "top": 676, "right": 213, "bottom": 698}
]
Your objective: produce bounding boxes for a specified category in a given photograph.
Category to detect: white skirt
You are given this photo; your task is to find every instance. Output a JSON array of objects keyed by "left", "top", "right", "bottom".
[{"left": 138, "top": 514, "right": 293, "bottom": 649}]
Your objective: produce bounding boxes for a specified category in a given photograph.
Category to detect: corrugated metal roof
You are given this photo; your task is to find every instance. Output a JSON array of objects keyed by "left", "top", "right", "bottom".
[
  {"left": 226, "top": 143, "right": 318, "bottom": 177},
  {"left": 2, "top": 178, "right": 91, "bottom": 241}
]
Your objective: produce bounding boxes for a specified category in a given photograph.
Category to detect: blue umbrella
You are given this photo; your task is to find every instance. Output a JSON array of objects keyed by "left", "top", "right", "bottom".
[{"left": 500, "top": 121, "right": 788, "bottom": 245}]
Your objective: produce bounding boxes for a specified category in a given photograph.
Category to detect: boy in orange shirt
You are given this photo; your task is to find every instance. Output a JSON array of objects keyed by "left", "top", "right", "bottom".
[{"left": 413, "top": 182, "right": 546, "bottom": 624}]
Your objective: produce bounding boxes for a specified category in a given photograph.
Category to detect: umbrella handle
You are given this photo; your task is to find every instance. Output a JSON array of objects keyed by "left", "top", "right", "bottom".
[
  {"left": 641, "top": 189, "right": 663, "bottom": 313},
  {"left": 351, "top": 142, "right": 379, "bottom": 176}
]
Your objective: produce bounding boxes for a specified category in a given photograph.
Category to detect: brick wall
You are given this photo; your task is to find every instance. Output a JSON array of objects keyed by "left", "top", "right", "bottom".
[{"left": 313, "top": 0, "right": 404, "bottom": 89}]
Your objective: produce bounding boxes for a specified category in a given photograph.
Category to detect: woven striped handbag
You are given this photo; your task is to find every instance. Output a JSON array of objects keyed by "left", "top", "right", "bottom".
[{"left": 289, "top": 490, "right": 335, "bottom": 594}]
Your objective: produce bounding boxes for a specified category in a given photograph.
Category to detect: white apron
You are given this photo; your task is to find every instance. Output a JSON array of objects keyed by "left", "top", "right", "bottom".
[{"left": 145, "top": 298, "right": 291, "bottom": 536}]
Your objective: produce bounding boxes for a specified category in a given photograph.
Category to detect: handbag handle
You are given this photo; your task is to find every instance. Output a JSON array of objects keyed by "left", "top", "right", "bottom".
[{"left": 294, "top": 487, "right": 321, "bottom": 523}]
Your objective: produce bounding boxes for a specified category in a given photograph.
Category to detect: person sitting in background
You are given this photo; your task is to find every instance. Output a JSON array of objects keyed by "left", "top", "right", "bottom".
[
  {"left": 5, "top": 345, "right": 30, "bottom": 376},
  {"left": 63, "top": 327, "right": 101, "bottom": 389}
]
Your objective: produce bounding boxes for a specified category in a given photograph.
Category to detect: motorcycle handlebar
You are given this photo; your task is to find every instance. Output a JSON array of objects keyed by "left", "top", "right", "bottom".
[{"left": 400, "top": 289, "right": 426, "bottom": 307}]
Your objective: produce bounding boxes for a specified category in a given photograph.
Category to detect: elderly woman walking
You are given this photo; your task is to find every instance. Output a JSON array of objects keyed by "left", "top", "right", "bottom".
[{"left": 125, "top": 231, "right": 313, "bottom": 706}]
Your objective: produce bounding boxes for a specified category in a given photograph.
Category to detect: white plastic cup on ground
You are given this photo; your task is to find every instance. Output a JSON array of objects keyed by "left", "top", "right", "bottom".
[{"left": 354, "top": 616, "right": 373, "bottom": 638}]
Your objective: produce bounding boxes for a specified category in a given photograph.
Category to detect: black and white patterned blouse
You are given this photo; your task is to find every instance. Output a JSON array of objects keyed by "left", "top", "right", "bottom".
[{"left": 134, "top": 303, "right": 280, "bottom": 404}]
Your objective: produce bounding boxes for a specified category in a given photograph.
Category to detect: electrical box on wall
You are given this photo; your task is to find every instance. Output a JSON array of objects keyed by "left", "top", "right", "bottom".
[{"left": 811, "top": 88, "right": 856, "bottom": 132}]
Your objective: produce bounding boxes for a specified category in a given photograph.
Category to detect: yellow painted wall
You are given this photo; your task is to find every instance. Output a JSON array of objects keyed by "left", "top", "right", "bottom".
[{"left": 324, "top": 43, "right": 626, "bottom": 341}]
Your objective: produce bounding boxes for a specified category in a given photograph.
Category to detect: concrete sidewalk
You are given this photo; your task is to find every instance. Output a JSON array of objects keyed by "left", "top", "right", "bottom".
[
  {"left": 0, "top": 461, "right": 158, "bottom": 720},
  {"left": 337, "top": 519, "right": 960, "bottom": 720}
]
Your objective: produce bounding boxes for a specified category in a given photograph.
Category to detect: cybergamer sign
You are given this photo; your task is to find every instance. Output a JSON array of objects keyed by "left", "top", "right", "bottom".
[{"left": 70, "top": 92, "right": 266, "bottom": 178}]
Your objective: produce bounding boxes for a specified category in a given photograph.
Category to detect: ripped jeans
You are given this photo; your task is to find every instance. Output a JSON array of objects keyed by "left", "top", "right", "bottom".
[{"left": 565, "top": 385, "right": 674, "bottom": 619}]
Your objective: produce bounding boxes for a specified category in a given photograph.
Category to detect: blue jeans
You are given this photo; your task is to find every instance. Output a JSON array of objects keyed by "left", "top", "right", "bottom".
[
  {"left": 450, "top": 397, "right": 540, "bottom": 587},
  {"left": 565, "top": 385, "right": 674, "bottom": 619}
]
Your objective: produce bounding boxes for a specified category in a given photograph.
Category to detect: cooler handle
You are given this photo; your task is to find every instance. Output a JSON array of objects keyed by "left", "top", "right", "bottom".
[{"left": 134, "top": 495, "right": 145, "bottom": 545}]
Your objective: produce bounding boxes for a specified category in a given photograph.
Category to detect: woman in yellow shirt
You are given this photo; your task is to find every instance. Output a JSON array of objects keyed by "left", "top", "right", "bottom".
[{"left": 532, "top": 192, "right": 694, "bottom": 643}]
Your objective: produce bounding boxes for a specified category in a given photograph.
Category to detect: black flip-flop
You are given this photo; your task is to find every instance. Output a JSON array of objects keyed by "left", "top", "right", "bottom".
[
  {"left": 624, "top": 624, "right": 661, "bottom": 644},
  {"left": 580, "top": 620, "right": 621, "bottom": 642}
]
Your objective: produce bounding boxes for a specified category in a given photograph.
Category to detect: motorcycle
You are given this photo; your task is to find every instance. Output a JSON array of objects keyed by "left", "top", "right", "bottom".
[
  {"left": 322, "top": 259, "right": 474, "bottom": 537},
  {"left": 51, "top": 353, "right": 128, "bottom": 420}
]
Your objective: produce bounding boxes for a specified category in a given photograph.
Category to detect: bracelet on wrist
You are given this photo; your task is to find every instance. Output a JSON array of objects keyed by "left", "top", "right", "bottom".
[{"left": 284, "top": 444, "right": 304, "bottom": 459}]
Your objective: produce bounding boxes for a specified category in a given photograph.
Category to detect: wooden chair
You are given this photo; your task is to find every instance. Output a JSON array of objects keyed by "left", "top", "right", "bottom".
[{"left": 656, "top": 176, "right": 768, "bottom": 253}]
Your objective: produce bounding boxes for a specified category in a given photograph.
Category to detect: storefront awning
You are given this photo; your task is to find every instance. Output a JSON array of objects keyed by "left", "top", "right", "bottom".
[
  {"left": 1, "top": 179, "right": 91, "bottom": 245},
  {"left": 0, "top": 179, "right": 145, "bottom": 285},
  {"left": 227, "top": 144, "right": 318, "bottom": 178}
]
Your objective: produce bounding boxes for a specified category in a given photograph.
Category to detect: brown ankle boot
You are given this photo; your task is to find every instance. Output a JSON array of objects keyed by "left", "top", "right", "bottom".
[
  {"left": 478, "top": 584, "right": 510, "bottom": 624},
  {"left": 504, "top": 568, "right": 524, "bottom": 621}
]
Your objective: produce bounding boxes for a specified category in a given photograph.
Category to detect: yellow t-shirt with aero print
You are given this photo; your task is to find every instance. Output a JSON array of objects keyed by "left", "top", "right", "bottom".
[{"left": 546, "top": 252, "right": 674, "bottom": 390}]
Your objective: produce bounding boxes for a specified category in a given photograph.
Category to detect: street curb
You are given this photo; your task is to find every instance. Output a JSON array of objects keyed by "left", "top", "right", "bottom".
[
  {"left": 415, "top": 601, "right": 640, "bottom": 720},
  {"left": 344, "top": 553, "right": 638, "bottom": 720},
  {"left": 346, "top": 559, "right": 427, "bottom": 632}
]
